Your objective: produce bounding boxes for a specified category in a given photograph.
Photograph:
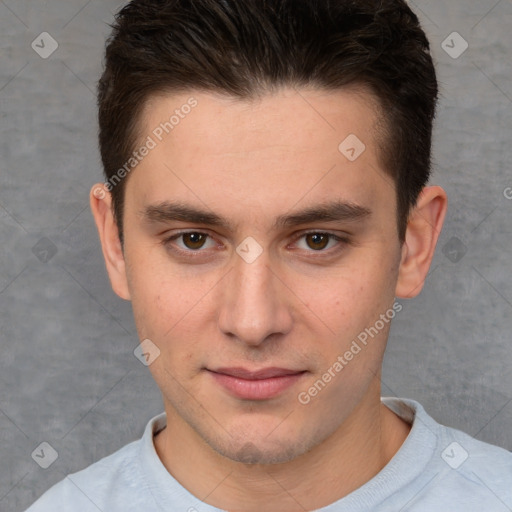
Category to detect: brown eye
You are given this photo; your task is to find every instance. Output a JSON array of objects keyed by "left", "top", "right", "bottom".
[
  {"left": 182, "top": 232, "right": 208, "bottom": 250},
  {"left": 305, "top": 233, "right": 330, "bottom": 251}
]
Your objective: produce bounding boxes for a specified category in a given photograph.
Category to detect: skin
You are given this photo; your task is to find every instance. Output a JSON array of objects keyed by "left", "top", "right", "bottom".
[{"left": 91, "top": 87, "right": 447, "bottom": 511}]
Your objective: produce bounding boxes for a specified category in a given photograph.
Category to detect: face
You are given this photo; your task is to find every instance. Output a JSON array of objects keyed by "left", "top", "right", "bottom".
[{"left": 116, "top": 87, "right": 405, "bottom": 464}]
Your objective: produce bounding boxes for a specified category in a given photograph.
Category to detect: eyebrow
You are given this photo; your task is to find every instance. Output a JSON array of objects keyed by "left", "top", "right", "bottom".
[{"left": 142, "top": 200, "right": 372, "bottom": 231}]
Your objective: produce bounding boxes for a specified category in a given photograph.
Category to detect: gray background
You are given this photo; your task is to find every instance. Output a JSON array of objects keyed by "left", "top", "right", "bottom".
[{"left": 0, "top": 0, "right": 511, "bottom": 510}]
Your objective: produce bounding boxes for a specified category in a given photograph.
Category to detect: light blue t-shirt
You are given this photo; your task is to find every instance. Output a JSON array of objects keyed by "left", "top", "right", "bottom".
[{"left": 26, "top": 398, "right": 512, "bottom": 511}]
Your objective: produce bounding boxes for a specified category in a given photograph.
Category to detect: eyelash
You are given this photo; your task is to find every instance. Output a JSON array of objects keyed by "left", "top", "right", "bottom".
[{"left": 161, "top": 230, "right": 350, "bottom": 259}]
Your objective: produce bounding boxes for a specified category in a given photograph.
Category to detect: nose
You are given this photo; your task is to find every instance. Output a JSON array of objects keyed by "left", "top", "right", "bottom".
[{"left": 217, "top": 248, "right": 293, "bottom": 347}]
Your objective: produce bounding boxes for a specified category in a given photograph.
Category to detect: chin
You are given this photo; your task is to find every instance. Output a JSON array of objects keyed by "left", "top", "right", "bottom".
[{"left": 205, "top": 429, "right": 314, "bottom": 465}]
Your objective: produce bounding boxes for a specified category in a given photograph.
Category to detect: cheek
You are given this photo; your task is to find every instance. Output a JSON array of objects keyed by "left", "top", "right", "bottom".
[
  {"left": 124, "top": 244, "right": 201, "bottom": 330},
  {"left": 126, "top": 258, "right": 219, "bottom": 373},
  {"left": 131, "top": 280, "right": 202, "bottom": 341},
  {"left": 294, "top": 257, "right": 395, "bottom": 335}
]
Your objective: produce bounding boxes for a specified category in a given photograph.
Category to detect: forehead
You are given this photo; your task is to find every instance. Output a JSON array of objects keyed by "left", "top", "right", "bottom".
[
  {"left": 128, "top": 87, "right": 394, "bottom": 227},
  {"left": 140, "top": 85, "right": 383, "bottom": 154}
]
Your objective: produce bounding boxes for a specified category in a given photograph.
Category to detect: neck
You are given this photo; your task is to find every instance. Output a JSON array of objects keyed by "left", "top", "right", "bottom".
[{"left": 154, "top": 382, "right": 411, "bottom": 511}]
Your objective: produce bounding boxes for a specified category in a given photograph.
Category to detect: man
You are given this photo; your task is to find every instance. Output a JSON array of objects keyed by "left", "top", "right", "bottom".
[{"left": 27, "top": 0, "right": 512, "bottom": 510}]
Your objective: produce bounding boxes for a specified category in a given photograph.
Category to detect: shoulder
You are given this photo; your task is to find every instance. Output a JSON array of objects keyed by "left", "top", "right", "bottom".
[
  {"left": 25, "top": 440, "right": 144, "bottom": 512},
  {"left": 25, "top": 415, "right": 165, "bottom": 512},
  {"left": 436, "top": 421, "right": 512, "bottom": 498},
  {"left": 391, "top": 398, "right": 512, "bottom": 510}
]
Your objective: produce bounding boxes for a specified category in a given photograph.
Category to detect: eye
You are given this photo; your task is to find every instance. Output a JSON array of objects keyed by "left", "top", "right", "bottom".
[
  {"left": 294, "top": 232, "right": 346, "bottom": 252},
  {"left": 162, "top": 230, "right": 349, "bottom": 259},
  {"left": 164, "top": 231, "right": 216, "bottom": 252}
]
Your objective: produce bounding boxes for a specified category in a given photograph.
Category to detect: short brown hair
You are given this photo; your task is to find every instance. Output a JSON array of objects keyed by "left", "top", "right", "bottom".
[{"left": 98, "top": 0, "right": 438, "bottom": 243}]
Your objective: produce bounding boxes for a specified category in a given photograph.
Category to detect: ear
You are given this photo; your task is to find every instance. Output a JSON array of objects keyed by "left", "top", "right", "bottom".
[
  {"left": 395, "top": 186, "right": 448, "bottom": 299},
  {"left": 90, "top": 184, "right": 131, "bottom": 300}
]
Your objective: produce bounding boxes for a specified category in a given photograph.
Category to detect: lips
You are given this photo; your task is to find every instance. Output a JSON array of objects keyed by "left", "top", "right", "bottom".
[
  {"left": 207, "top": 367, "right": 307, "bottom": 400},
  {"left": 212, "top": 367, "right": 304, "bottom": 380}
]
